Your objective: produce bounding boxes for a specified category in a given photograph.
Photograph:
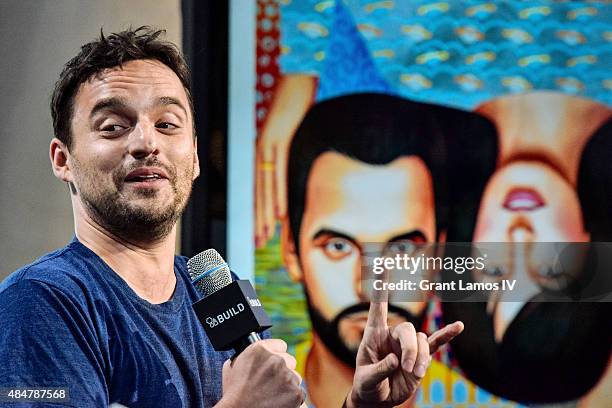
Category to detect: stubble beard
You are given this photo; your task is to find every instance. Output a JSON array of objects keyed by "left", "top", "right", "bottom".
[
  {"left": 305, "top": 293, "right": 424, "bottom": 368},
  {"left": 72, "top": 155, "right": 193, "bottom": 243}
]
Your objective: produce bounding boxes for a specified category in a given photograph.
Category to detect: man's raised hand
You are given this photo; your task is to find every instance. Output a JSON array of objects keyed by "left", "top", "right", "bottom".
[{"left": 346, "top": 300, "right": 464, "bottom": 408}]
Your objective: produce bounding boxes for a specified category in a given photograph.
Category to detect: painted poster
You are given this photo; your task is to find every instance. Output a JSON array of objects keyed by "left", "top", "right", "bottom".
[{"left": 253, "top": 1, "right": 611, "bottom": 407}]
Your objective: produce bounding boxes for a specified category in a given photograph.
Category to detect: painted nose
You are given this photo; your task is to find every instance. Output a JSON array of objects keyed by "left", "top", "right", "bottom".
[
  {"left": 490, "top": 235, "right": 541, "bottom": 342},
  {"left": 355, "top": 254, "right": 374, "bottom": 303},
  {"left": 354, "top": 268, "right": 369, "bottom": 302}
]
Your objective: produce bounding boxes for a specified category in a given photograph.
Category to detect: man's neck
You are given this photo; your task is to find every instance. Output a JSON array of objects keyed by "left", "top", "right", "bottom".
[{"left": 73, "top": 201, "right": 178, "bottom": 304}]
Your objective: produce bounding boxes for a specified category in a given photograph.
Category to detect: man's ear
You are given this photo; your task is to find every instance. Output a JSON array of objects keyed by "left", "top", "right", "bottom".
[
  {"left": 280, "top": 216, "right": 303, "bottom": 282},
  {"left": 50, "top": 138, "right": 73, "bottom": 184},
  {"left": 192, "top": 136, "right": 200, "bottom": 180}
]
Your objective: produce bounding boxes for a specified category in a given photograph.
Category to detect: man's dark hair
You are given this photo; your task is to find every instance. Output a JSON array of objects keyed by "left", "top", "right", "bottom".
[
  {"left": 51, "top": 26, "right": 193, "bottom": 150},
  {"left": 578, "top": 118, "right": 612, "bottom": 240},
  {"left": 575, "top": 117, "right": 612, "bottom": 297},
  {"left": 287, "top": 93, "right": 498, "bottom": 249}
]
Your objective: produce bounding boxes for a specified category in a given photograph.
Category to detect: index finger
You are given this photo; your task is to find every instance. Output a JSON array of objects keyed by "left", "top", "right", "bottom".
[
  {"left": 366, "top": 300, "right": 388, "bottom": 328},
  {"left": 366, "top": 258, "right": 390, "bottom": 328},
  {"left": 428, "top": 321, "right": 464, "bottom": 354}
]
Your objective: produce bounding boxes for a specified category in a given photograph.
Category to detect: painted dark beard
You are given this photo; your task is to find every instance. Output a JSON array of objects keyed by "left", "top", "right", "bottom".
[
  {"left": 305, "top": 294, "right": 425, "bottom": 368},
  {"left": 74, "top": 156, "right": 192, "bottom": 242}
]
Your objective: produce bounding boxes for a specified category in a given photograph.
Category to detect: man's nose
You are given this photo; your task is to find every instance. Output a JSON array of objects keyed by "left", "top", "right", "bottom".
[
  {"left": 491, "top": 241, "right": 540, "bottom": 342},
  {"left": 128, "top": 122, "right": 158, "bottom": 159}
]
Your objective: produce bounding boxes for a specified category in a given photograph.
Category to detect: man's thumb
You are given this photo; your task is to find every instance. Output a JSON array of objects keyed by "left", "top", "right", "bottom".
[{"left": 361, "top": 353, "right": 399, "bottom": 389}]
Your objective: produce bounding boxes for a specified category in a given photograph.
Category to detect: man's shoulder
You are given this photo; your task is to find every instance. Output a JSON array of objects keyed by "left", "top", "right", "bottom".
[{"left": 0, "top": 239, "right": 99, "bottom": 300}]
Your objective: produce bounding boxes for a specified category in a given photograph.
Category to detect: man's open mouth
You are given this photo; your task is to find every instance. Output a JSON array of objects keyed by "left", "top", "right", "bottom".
[{"left": 125, "top": 167, "right": 169, "bottom": 184}]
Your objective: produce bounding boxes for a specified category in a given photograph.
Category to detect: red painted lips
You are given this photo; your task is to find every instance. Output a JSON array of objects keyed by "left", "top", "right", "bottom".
[{"left": 503, "top": 188, "right": 546, "bottom": 211}]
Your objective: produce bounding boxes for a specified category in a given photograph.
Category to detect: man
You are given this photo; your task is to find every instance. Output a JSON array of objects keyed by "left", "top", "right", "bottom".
[
  {"left": 0, "top": 28, "right": 461, "bottom": 407},
  {"left": 281, "top": 94, "right": 493, "bottom": 407}
]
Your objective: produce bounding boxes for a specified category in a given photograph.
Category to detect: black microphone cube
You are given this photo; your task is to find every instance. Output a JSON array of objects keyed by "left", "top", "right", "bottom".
[{"left": 192, "top": 280, "right": 272, "bottom": 351}]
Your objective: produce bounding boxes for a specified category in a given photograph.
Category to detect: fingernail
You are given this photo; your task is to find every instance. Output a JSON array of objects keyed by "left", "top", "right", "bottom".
[{"left": 414, "top": 364, "right": 426, "bottom": 378}]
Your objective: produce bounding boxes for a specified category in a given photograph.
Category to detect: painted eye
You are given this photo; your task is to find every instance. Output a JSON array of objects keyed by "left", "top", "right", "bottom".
[
  {"left": 534, "top": 263, "right": 574, "bottom": 292},
  {"left": 537, "top": 264, "right": 561, "bottom": 278},
  {"left": 484, "top": 265, "right": 507, "bottom": 277},
  {"left": 321, "top": 237, "right": 354, "bottom": 260},
  {"left": 385, "top": 241, "right": 417, "bottom": 257}
]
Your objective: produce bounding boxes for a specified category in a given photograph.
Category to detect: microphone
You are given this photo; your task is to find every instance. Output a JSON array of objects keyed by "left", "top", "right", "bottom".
[{"left": 188, "top": 249, "right": 272, "bottom": 355}]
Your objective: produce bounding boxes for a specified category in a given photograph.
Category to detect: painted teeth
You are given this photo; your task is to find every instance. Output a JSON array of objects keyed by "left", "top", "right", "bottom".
[{"left": 509, "top": 198, "right": 535, "bottom": 209}]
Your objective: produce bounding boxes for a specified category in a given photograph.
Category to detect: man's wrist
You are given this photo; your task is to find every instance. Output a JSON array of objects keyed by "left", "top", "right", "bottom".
[{"left": 344, "top": 388, "right": 389, "bottom": 408}]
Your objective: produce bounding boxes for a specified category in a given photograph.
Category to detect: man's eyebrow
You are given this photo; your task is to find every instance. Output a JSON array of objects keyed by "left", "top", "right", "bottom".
[
  {"left": 388, "top": 230, "right": 427, "bottom": 243},
  {"left": 89, "top": 97, "right": 129, "bottom": 119},
  {"left": 312, "top": 228, "right": 360, "bottom": 248},
  {"left": 89, "top": 96, "right": 188, "bottom": 119},
  {"left": 158, "top": 96, "right": 187, "bottom": 116}
]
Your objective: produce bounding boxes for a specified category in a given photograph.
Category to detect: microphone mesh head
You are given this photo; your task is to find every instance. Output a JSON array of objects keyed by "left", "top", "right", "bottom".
[{"left": 187, "top": 249, "right": 232, "bottom": 296}]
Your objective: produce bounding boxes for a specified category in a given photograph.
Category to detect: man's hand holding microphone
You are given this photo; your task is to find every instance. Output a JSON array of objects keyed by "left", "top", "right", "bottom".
[{"left": 218, "top": 339, "right": 305, "bottom": 407}]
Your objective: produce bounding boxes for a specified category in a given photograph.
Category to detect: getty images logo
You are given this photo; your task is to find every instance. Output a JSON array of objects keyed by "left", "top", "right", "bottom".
[{"left": 205, "top": 303, "right": 245, "bottom": 328}]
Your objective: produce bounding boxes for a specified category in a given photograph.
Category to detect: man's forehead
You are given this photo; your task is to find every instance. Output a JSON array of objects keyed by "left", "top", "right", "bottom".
[
  {"left": 78, "top": 59, "right": 188, "bottom": 105},
  {"left": 302, "top": 151, "right": 435, "bottom": 240},
  {"left": 75, "top": 60, "right": 189, "bottom": 114},
  {"left": 93, "top": 59, "right": 178, "bottom": 81}
]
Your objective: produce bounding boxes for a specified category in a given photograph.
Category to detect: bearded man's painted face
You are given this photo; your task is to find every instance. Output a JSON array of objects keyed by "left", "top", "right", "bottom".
[{"left": 294, "top": 152, "right": 435, "bottom": 365}]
